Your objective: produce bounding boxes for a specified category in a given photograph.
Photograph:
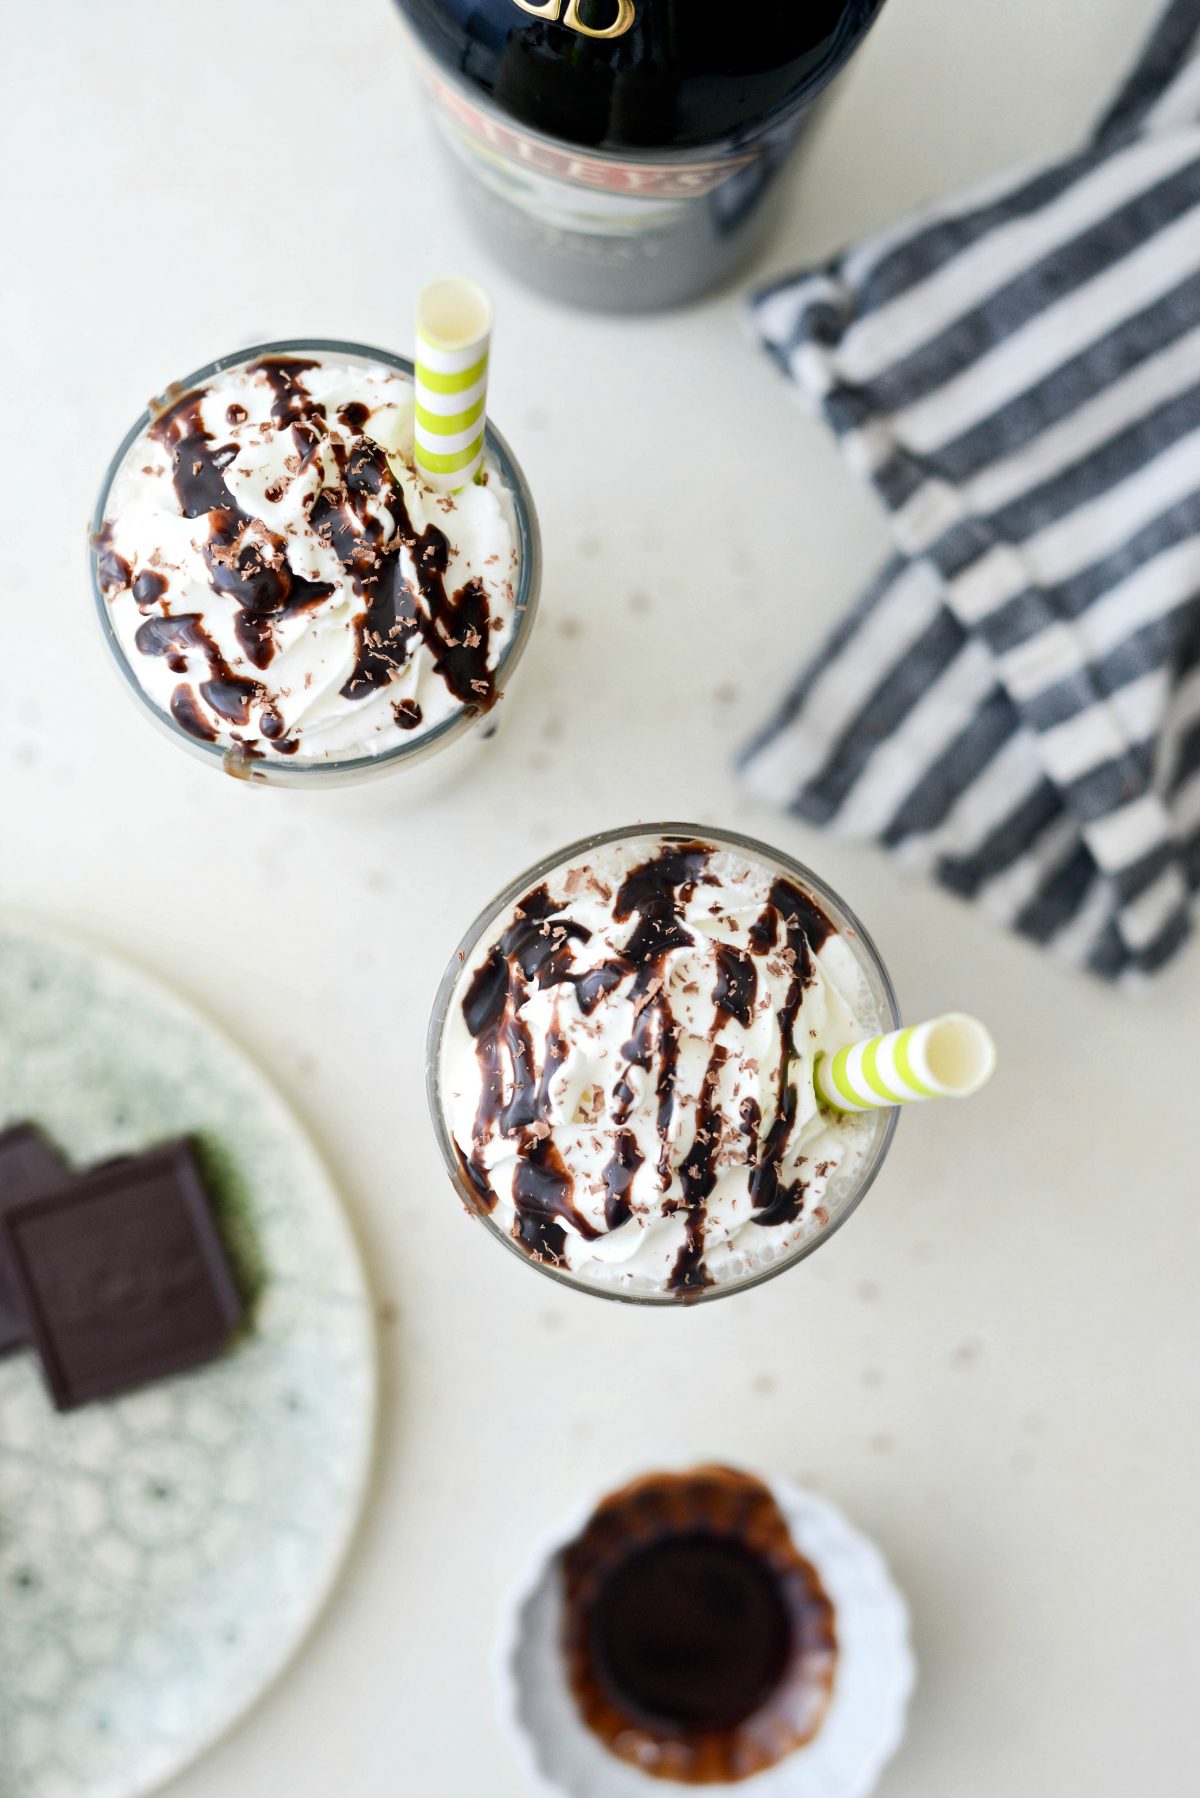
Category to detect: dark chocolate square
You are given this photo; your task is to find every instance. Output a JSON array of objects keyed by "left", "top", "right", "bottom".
[
  {"left": 0, "top": 1125, "right": 73, "bottom": 1355},
  {"left": 0, "top": 1139, "right": 243, "bottom": 1410}
]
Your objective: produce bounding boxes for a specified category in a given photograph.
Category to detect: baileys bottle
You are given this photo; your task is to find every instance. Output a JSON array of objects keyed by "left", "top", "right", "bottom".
[{"left": 394, "top": 0, "right": 888, "bottom": 311}]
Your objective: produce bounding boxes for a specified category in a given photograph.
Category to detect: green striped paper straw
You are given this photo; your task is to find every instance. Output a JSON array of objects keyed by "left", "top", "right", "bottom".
[
  {"left": 815, "top": 1013, "right": 996, "bottom": 1113},
  {"left": 414, "top": 277, "right": 492, "bottom": 491}
]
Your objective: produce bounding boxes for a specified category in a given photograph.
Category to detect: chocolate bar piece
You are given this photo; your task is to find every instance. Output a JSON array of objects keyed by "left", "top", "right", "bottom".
[
  {"left": 0, "top": 1124, "right": 73, "bottom": 1355},
  {"left": 0, "top": 1139, "right": 243, "bottom": 1409}
]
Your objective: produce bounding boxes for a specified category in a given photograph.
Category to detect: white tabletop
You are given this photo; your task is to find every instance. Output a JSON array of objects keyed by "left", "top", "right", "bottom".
[{"left": 3, "top": 1, "right": 1197, "bottom": 1793}]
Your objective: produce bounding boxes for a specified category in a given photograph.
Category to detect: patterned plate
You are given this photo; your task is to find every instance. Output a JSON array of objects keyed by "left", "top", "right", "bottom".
[{"left": 0, "top": 920, "right": 377, "bottom": 1798}]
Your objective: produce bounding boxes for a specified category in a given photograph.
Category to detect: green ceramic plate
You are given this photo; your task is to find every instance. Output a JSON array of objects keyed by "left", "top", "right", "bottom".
[{"left": 0, "top": 920, "right": 377, "bottom": 1798}]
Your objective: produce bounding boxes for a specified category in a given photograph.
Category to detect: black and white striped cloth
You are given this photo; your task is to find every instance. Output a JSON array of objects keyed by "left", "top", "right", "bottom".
[{"left": 742, "top": 0, "right": 1200, "bottom": 982}]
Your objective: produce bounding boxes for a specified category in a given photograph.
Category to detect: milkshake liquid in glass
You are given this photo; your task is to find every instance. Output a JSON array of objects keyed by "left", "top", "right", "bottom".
[
  {"left": 91, "top": 341, "right": 540, "bottom": 785},
  {"left": 429, "top": 825, "right": 898, "bottom": 1302}
]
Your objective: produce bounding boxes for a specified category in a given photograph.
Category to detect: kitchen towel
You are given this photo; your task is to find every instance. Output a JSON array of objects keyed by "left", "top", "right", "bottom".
[{"left": 742, "top": 0, "right": 1200, "bottom": 982}]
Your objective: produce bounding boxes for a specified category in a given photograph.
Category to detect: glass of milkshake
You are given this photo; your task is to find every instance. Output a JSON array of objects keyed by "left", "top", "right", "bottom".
[
  {"left": 90, "top": 339, "right": 540, "bottom": 785},
  {"left": 427, "top": 824, "right": 899, "bottom": 1304}
]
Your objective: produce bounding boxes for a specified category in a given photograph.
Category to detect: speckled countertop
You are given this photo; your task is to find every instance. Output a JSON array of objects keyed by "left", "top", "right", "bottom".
[{"left": 2, "top": 1, "right": 1196, "bottom": 1793}]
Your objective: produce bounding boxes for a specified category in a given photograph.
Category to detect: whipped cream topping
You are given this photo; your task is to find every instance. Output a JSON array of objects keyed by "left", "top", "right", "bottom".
[
  {"left": 94, "top": 352, "right": 520, "bottom": 763},
  {"left": 439, "top": 836, "right": 885, "bottom": 1297}
]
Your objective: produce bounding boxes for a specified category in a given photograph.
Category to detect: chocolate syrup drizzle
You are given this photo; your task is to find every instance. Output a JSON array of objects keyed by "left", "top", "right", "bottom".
[
  {"left": 93, "top": 356, "right": 500, "bottom": 755},
  {"left": 93, "top": 523, "right": 131, "bottom": 594},
  {"left": 458, "top": 842, "right": 835, "bottom": 1294}
]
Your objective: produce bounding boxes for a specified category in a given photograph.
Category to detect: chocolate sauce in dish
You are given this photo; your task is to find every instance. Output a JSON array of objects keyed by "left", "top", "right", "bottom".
[
  {"left": 441, "top": 833, "right": 885, "bottom": 1299},
  {"left": 93, "top": 352, "right": 521, "bottom": 764},
  {"left": 562, "top": 1467, "right": 837, "bottom": 1783}
]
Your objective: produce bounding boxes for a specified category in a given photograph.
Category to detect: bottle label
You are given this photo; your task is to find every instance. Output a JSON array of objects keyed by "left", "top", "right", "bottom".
[
  {"left": 418, "top": 62, "right": 758, "bottom": 234},
  {"left": 512, "top": 0, "right": 637, "bottom": 39}
]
